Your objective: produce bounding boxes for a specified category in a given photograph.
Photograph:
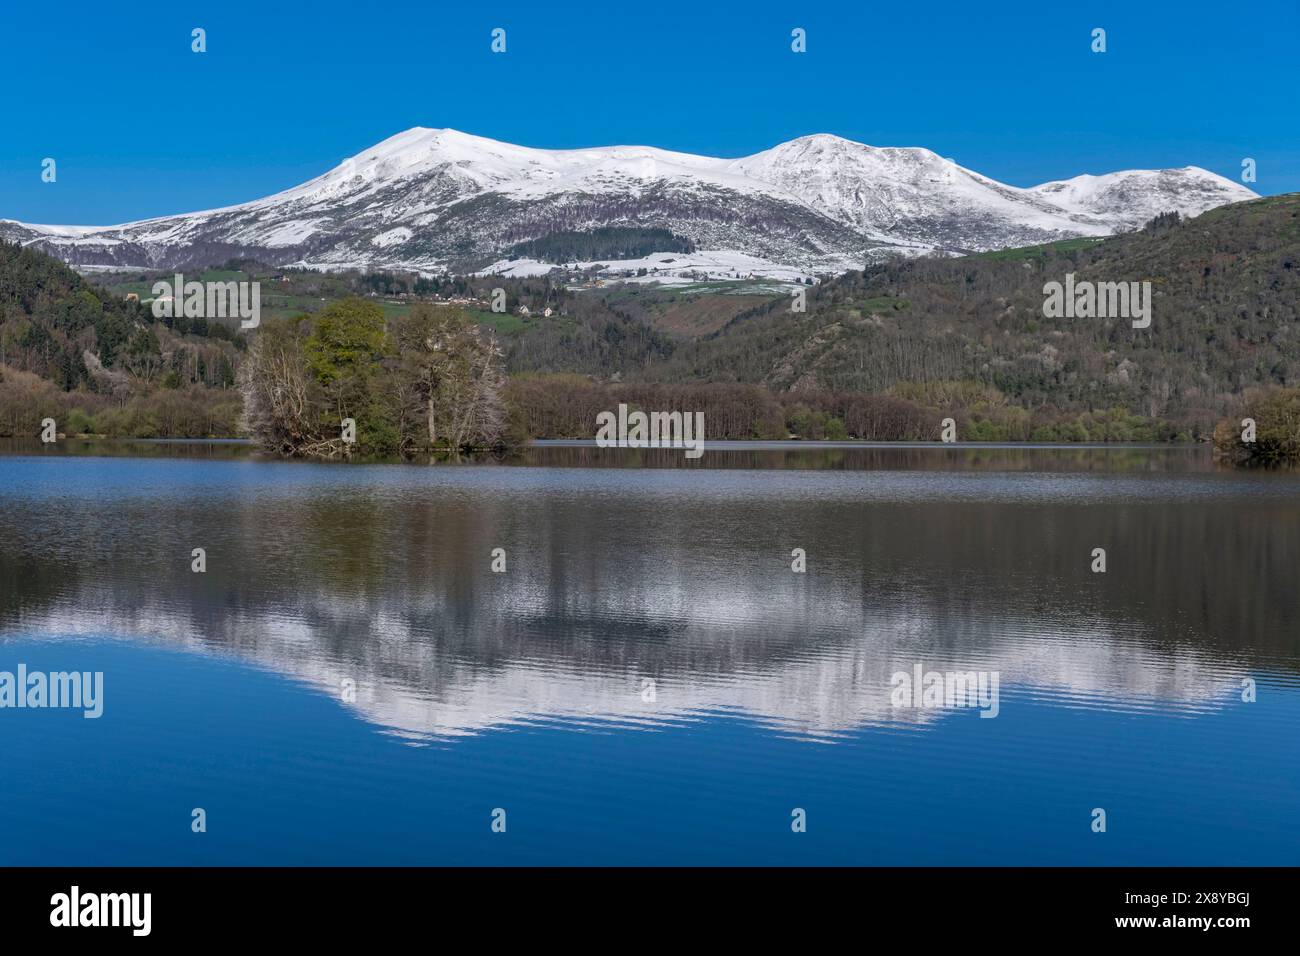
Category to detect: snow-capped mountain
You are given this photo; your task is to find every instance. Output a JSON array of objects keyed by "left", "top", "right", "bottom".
[{"left": 0, "top": 128, "right": 1258, "bottom": 277}]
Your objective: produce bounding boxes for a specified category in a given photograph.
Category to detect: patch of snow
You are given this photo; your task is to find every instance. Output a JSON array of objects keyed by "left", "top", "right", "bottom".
[
  {"left": 371, "top": 226, "right": 414, "bottom": 248},
  {"left": 478, "top": 249, "right": 816, "bottom": 285}
]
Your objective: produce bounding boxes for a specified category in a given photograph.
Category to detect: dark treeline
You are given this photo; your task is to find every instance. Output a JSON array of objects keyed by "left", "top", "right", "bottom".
[{"left": 506, "top": 227, "right": 695, "bottom": 263}]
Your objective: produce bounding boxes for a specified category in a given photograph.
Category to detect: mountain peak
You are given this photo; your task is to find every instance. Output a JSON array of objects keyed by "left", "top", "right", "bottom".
[
  {"left": 0, "top": 128, "right": 1259, "bottom": 277},
  {"left": 1027, "top": 165, "right": 1257, "bottom": 229},
  {"left": 349, "top": 127, "right": 502, "bottom": 162},
  {"left": 781, "top": 132, "right": 859, "bottom": 148}
]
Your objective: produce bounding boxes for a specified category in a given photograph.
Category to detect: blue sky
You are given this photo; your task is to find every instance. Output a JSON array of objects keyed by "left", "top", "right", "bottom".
[{"left": 1, "top": 0, "right": 1295, "bottom": 224}]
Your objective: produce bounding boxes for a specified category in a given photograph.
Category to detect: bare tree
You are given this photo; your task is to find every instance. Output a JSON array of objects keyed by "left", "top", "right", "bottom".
[
  {"left": 239, "top": 317, "right": 316, "bottom": 456},
  {"left": 397, "top": 305, "right": 506, "bottom": 451}
]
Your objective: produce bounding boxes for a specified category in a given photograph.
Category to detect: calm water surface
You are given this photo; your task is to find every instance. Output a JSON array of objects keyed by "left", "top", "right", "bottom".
[{"left": 1, "top": 440, "right": 1297, "bottom": 864}]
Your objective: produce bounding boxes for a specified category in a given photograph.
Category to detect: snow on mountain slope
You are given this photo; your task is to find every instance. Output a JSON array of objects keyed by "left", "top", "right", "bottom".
[
  {"left": 727, "top": 133, "right": 1117, "bottom": 251},
  {"left": 1028, "top": 167, "right": 1256, "bottom": 231},
  {"left": 0, "top": 128, "right": 1259, "bottom": 277},
  {"left": 263, "top": 128, "right": 758, "bottom": 206}
]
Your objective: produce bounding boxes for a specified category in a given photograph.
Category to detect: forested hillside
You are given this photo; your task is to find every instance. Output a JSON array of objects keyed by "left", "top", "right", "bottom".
[
  {"left": 643, "top": 195, "right": 1300, "bottom": 438},
  {"left": 0, "top": 240, "right": 244, "bottom": 437}
]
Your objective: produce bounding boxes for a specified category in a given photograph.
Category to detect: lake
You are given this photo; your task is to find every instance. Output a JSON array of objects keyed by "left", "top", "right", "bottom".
[{"left": 1, "top": 440, "right": 1297, "bottom": 864}]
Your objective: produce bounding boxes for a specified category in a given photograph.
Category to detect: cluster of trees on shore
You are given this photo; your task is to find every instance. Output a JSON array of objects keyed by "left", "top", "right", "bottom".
[
  {"left": 1213, "top": 387, "right": 1300, "bottom": 465},
  {"left": 240, "top": 298, "right": 513, "bottom": 459},
  {"left": 505, "top": 375, "right": 1186, "bottom": 443},
  {"left": 0, "top": 365, "right": 242, "bottom": 439}
]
